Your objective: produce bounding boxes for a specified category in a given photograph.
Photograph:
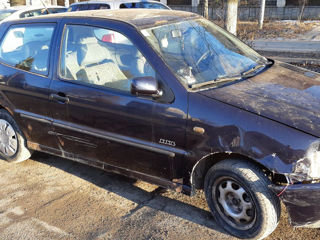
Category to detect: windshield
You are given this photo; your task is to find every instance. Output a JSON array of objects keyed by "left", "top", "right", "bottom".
[
  {"left": 0, "top": 9, "right": 16, "bottom": 21},
  {"left": 141, "top": 18, "right": 269, "bottom": 89}
]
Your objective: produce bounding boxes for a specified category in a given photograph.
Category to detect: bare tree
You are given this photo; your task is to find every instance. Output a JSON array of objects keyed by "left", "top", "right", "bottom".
[
  {"left": 259, "top": 0, "right": 266, "bottom": 29},
  {"left": 225, "top": 0, "right": 239, "bottom": 35},
  {"left": 204, "top": 0, "right": 209, "bottom": 19},
  {"left": 298, "top": 0, "right": 308, "bottom": 22}
]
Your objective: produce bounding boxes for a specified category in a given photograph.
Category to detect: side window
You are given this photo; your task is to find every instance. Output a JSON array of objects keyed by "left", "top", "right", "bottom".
[
  {"left": 20, "top": 9, "right": 43, "bottom": 18},
  {"left": 0, "top": 24, "right": 55, "bottom": 75},
  {"left": 67, "top": 6, "right": 74, "bottom": 12},
  {"left": 69, "top": 5, "right": 83, "bottom": 11},
  {"left": 20, "top": 11, "right": 32, "bottom": 18},
  {"left": 119, "top": 3, "right": 135, "bottom": 8},
  {"left": 87, "top": 4, "right": 99, "bottom": 10},
  {"left": 140, "top": 2, "right": 168, "bottom": 9},
  {"left": 120, "top": 2, "right": 168, "bottom": 9},
  {"left": 79, "top": 4, "right": 88, "bottom": 11},
  {"left": 99, "top": 4, "right": 110, "bottom": 9},
  {"left": 59, "top": 25, "right": 156, "bottom": 93},
  {"left": 49, "top": 8, "right": 67, "bottom": 14}
]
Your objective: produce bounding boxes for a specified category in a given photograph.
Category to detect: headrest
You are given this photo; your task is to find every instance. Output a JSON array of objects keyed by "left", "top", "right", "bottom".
[{"left": 77, "top": 42, "right": 111, "bottom": 66}]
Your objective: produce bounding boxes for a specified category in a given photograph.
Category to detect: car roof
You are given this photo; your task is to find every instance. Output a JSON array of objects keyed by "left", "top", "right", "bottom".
[
  {"left": 20, "top": 9, "right": 199, "bottom": 29},
  {"left": 70, "top": 0, "right": 165, "bottom": 5}
]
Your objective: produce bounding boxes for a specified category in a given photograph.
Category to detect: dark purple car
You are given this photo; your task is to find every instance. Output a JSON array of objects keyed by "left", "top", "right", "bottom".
[{"left": 0, "top": 9, "right": 320, "bottom": 239}]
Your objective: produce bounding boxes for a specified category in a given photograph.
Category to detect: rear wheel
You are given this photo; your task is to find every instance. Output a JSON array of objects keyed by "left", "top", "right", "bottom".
[
  {"left": 0, "top": 110, "right": 32, "bottom": 162},
  {"left": 204, "top": 159, "right": 280, "bottom": 239}
]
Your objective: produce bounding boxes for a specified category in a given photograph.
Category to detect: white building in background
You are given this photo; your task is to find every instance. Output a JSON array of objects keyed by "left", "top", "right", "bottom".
[
  {"left": 0, "top": 0, "right": 10, "bottom": 8},
  {"left": 26, "top": 0, "right": 53, "bottom": 5},
  {"left": 0, "top": 0, "right": 54, "bottom": 8}
]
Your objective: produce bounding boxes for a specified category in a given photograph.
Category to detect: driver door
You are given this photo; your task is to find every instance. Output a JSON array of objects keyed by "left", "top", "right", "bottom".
[{"left": 50, "top": 20, "right": 179, "bottom": 179}]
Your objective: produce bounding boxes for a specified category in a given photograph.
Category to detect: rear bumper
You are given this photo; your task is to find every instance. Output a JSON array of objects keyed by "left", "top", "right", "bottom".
[{"left": 271, "top": 182, "right": 320, "bottom": 228}]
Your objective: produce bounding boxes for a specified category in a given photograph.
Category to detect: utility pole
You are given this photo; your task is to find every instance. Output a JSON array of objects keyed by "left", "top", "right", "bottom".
[
  {"left": 259, "top": 0, "right": 266, "bottom": 29},
  {"left": 225, "top": 0, "right": 239, "bottom": 35},
  {"left": 298, "top": 0, "right": 308, "bottom": 22},
  {"left": 204, "top": 0, "right": 209, "bottom": 19}
]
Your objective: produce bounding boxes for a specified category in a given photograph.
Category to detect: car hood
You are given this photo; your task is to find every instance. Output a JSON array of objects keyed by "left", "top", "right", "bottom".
[{"left": 198, "top": 61, "right": 320, "bottom": 137}]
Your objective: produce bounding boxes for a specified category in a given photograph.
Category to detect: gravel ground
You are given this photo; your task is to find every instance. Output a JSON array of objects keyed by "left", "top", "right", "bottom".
[
  {"left": 1, "top": 59, "right": 320, "bottom": 240},
  {"left": 1, "top": 153, "right": 320, "bottom": 240}
]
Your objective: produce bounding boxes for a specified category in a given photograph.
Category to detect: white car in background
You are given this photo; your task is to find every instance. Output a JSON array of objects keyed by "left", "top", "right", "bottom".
[
  {"left": 67, "top": 0, "right": 170, "bottom": 11},
  {"left": 0, "top": 6, "right": 65, "bottom": 52},
  {"left": 0, "top": 6, "right": 66, "bottom": 22},
  {"left": 0, "top": 9, "right": 17, "bottom": 21}
]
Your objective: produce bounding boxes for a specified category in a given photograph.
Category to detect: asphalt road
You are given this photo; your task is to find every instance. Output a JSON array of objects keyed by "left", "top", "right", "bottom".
[
  {"left": 252, "top": 40, "right": 320, "bottom": 64},
  {"left": 1, "top": 152, "right": 320, "bottom": 240}
]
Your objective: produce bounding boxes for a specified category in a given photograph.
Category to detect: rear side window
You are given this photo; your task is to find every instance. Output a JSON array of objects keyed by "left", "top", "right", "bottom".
[
  {"left": 0, "top": 24, "right": 55, "bottom": 75},
  {"left": 120, "top": 2, "right": 168, "bottom": 9}
]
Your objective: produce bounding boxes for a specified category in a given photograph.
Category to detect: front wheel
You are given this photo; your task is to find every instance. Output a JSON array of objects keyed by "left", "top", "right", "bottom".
[
  {"left": 204, "top": 159, "right": 280, "bottom": 240},
  {"left": 0, "top": 109, "right": 32, "bottom": 162}
]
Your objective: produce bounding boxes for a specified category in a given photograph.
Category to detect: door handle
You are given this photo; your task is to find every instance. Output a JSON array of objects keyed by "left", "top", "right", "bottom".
[{"left": 49, "top": 93, "right": 69, "bottom": 103}]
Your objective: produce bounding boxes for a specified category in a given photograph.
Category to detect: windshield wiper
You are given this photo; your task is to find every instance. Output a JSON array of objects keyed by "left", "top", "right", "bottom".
[
  {"left": 190, "top": 75, "right": 242, "bottom": 89},
  {"left": 190, "top": 61, "right": 273, "bottom": 90},
  {"left": 241, "top": 61, "right": 273, "bottom": 78}
]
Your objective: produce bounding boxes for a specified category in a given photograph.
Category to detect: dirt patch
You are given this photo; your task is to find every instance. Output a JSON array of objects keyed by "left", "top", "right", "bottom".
[
  {"left": 238, "top": 21, "right": 319, "bottom": 41},
  {"left": 1, "top": 153, "right": 320, "bottom": 240},
  {"left": 214, "top": 20, "right": 320, "bottom": 41}
]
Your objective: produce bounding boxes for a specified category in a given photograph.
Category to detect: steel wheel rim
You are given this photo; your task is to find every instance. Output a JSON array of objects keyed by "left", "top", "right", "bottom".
[
  {"left": 0, "top": 119, "right": 17, "bottom": 157},
  {"left": 212, "top": 176, "right": 256, "bottom": 230}
]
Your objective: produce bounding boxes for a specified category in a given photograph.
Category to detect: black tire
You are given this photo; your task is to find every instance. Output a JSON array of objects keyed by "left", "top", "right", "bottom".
[
  {"left": 0, "top": 109, "right": 32, "bottom": 162},
  {"left": 204, "top": 159, "right": 280, "bottom": 240}
]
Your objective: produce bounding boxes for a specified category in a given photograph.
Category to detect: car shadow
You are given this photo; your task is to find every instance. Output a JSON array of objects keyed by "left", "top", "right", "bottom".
[{"left": 31, "top": 151, "right": 227, "bottom": 235}]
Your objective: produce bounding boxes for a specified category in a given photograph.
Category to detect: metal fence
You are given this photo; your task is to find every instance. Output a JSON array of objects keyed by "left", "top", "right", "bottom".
[{"left": 170, "top": 5, "right": 320, "bottom": 20}]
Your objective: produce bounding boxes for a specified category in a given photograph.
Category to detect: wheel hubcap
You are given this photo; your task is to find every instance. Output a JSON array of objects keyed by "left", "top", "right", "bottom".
[
  {"left": 0, "top": 120, "right": 17, "bottom": 157},
  {"left": 213, "top": 177, "right": 256, "bottom": 230}
]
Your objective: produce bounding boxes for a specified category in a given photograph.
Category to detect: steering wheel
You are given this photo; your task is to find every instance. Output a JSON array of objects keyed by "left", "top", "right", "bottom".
[{"left": 195, "top": 50, "right": 213, "bottom": 67}]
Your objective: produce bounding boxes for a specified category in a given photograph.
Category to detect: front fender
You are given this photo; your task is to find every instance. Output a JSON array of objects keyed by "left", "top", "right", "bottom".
[{"left": 186, "top": 92, "right": 319, "bottom": 189}]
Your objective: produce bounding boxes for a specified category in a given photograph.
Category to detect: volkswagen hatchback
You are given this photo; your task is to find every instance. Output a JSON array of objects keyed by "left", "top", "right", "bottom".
[{"left": 0, "top": 9, "right": 320, "bottom": 239}]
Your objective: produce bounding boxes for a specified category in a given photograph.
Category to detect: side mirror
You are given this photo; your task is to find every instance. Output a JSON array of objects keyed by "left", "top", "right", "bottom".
[{"left": 131, "top": 76, "right": 163, "bottom": 98}]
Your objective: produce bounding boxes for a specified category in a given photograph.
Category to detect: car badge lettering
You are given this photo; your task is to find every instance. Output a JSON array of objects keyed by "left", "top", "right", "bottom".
[{"left": 159, "top": 139, "right": 176, "bottom": 147}]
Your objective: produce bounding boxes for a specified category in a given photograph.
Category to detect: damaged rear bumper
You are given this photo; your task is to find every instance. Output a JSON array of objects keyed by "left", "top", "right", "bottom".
[{"left": 271, "top": 183, "right": 320, "bottom": 228}]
